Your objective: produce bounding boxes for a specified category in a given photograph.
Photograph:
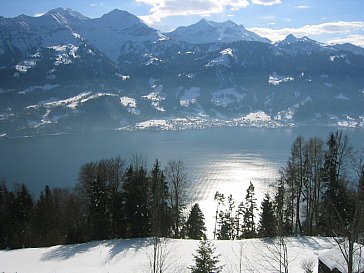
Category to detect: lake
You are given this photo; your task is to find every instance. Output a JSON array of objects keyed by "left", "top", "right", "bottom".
[{"left": 1, "top": 126, "right": 363, "bottom": 234}]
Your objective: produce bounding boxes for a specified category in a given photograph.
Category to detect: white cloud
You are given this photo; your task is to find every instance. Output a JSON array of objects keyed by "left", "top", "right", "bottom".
[
  {"left": 251, "top": 0, "right": 281, "bottom": 6},
  {"left": 228, "top": 0, "right": 250, "bottom": 10},
  {"left": 248, "top": 21, "right": 364, "bottom": 42},
  {"left": 136, "top": 0, "right": 283, "bottom": 25},
  {"left": 136, "top": 0, "right": 249, "bottom": 25},
  {"left": 328, "top": 35, "right": 364, "bottom": 47},
  {"left": 33, "top": 13, "right": 45, "bottom": 17},
  {"left": 296, "top": 5, "right": 309, "bottom": 9},
  {"left": 90, "top": 3, "right": 103, "bottom": 7},
  {"left": 259, "top": 15, "right": 276, "bottom": 20}
]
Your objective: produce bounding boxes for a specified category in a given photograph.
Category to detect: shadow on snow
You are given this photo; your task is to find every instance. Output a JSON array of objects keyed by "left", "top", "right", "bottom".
[{"left": 41, "top": 238, "right": 152, "bottom": 262}]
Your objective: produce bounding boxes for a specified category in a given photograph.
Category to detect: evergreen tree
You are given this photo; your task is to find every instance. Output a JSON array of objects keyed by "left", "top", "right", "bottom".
[
  {"left": 235, "top": 200, "right": 244, "bottom": 239},
  {"left": 150, "top": 159, "right": 171, "bottom": 237},
  {"left": 320, "top": 131, "right": 353, "bottom": 235},
  {"left": 0, "top": 181, "right": 13, "bottom": 248},
  {"left": 90, "top": 167, "right": 109, "bottom": 240},
  {"left": 213, "top": 191, "right": 225, "bottom": 240},
  {"left": 77, "top": 157, "right": 126, "bottom": 240},
  {"left": 149, "top": 159, "right": 173, "bottom": 273},
  {"left": 190, "top": 239, "right": 224, "bottom": 273},
  {"left": 122, "top": 163, "right": 151, "bottom": 238},
  {"left": 274, "top": 178, "right": 292, "bottom": 236},
  {"left": 13, "top": 184, "right": 34, "bottom": 248},
  {"left": 104, "top": 157, "right": 125, "bottom": 238},
  {"left": 242, "top": 182, "right": 257, "bottom": 238},
  {"left": 258, "top": 193, "right": 276, "bottom": 237},
  {"left": 59, "top": 189, "right": 84, "bottom": 244},
  {"left": 186, "top": 203, "right": 206, "bottom": 240},
  {"left": 217, "top": 194, "right": 235, "bottom": 240},
  {"left": 33, "top": 185, "right": 57, "bottom": 246}
]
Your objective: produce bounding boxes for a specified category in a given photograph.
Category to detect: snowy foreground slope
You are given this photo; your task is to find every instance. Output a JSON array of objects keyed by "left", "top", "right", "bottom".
[{"left": 0, "top": 236, "right": 336, "bottom": 273}]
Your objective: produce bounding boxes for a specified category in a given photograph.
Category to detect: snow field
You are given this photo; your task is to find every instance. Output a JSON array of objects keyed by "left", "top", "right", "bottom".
[{"left": 0, "top": 237, "right": 336, "bottom": 273}]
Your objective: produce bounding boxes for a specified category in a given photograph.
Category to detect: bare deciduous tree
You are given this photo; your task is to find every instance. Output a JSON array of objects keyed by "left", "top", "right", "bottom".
[
  {"left": 143, "top": 238, "right": 186, "bottom": 273},
  {"left": 165, "top": 160, "right": 187, "bottom": 238},
  {"left": 301, "top": 258, "right": 314, "bottom": 273}
]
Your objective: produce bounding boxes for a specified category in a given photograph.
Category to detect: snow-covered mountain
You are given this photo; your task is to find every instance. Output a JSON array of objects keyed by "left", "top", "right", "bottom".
[
  {"left": 0, "top": 8, "right": 84, "bottom": 59},
  {"left": 1, "top": 8, "right": 364, "bottom": 137},
  {"left": 75, "top": 9, "right": 166, "bottom": 61},
  {"left": 167, "top": 19, "right": 270, "bottom": 44},
  {"left": 274, "top": 34, "right": 328, "bottom": 54},
  {"left": 0, "top": 8, "right": 164, "bottom": 63}
]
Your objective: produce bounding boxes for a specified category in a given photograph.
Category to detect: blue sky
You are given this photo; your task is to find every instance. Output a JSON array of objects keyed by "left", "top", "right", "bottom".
[{"left": 1, "top": 0, "right": 364, "bottom": 46}]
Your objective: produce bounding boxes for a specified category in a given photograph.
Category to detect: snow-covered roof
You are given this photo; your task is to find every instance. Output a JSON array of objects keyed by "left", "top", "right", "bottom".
[{"left": 319, "top": 242, "right": 364, "bottom": 273}]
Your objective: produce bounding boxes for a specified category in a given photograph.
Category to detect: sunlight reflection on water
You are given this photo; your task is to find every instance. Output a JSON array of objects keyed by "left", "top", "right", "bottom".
[{"left": 184, "top": 152, "right": 282, "bottom": 236}]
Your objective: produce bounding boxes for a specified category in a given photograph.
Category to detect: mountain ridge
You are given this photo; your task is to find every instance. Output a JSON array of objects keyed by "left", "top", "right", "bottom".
[
  {"left": 0, "top": 8, "right": 364, "bottom": 137},
  {"left": 166, "top": 18, "right": 271, "bottom": 44}
]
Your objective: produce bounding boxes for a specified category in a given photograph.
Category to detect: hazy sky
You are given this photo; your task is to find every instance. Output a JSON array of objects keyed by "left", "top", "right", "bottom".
[{"left": 1, "top": 0, "right": 364, "bottom": 46}]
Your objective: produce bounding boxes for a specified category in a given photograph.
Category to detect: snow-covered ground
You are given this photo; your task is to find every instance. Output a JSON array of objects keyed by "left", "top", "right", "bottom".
[
  {"left": 120, "top": 113, "right": 289, "bottom": 131},
  {"left": 268, "top": 73, "right": 294, "bottom": 85},
  {"left": 0, "top": 236, "right": 337, "bottom": 273},
  {"left": 120, "top": 96, "right": 140, "bottom": 115},
  {"left": 142, "top": 91, "right": 166, "bottom": 112},
  {"left": 179, "top": 87, "right": 200, "bottom": 107}
]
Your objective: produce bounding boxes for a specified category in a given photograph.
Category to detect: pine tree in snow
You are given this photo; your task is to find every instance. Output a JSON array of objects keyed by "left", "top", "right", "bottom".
[
  {"left": 186, "top": 203, "right": 206, "bottom": 240},
  {"left": 242, "top": 181, "right": 257, "bottom": 238},
  {"left": 190, "top": 239, "right": 224, "bottom": 273}
]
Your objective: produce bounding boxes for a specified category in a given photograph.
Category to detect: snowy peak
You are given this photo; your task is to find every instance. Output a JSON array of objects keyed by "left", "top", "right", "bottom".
[
  {"left": 278, "top": 34, "right": 321, "bottom": 46},
  {"left": 43, "top": 7, "right": 89, "bottom": 26},
  {"left": 167, "top": 19, "right": 270, "bottom": 44},
  {"left": 100, "top": 9, "right": 143, "bottom": 26},
  {"left": 282, "top": 34, "right": 298, "bottom": 44},
  {"left": 275, "top": 33, "right": 326, "bottom": 54},
  {"left": 94, "top": 8, "right": 162, "bottom": 38},
  {"left": 203, "top": 19, "right": 240, "bottom": 31},
  {"left": 45, "top": 7, "right": 88, "bottom": 20},
  {"left": 0, "top": 7, "right": 164, "bottom": 62},
  {"left": 77, "top": 9, "right": 164, "bottom": 61},
  {"left": 219, "top": 19, "right": 238, "bottom": 28},
  {"left": 0, "top": 9, "right": 83, "bottom": 58}
]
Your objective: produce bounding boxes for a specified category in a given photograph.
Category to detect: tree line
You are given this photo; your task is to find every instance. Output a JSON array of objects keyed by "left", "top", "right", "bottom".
[
  {"left": 0, "top": 156, "right": 208, "bottom": 249},
  {"left": 211, "top": 131, "right": 364, "bottom": 239},
  {"left": 1, "top": 131, "right": 363, "bottom": 260},
  {"left": 210, "top": 131, "right": 364, "bottom": 273}
]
